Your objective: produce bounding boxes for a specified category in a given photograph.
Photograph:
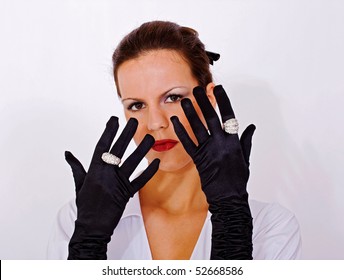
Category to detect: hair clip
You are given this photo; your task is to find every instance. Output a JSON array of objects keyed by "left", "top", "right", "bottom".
[{"left": 205, "top": 51, "right": 220, "bottom": 65}]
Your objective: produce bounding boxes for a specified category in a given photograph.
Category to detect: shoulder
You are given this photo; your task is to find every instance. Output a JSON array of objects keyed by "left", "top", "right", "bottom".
[
  {"left": 46, "top": 199, "right": 76, "bottom": 259},
  {"left": 55, "top": 199, "right": 77, "bottom": 234},
  {"left": 249, "top": 200, "right": 302, "bottom": 259},
  {"left": 250, "top": 200, "right": 297, "bottom": 226}
]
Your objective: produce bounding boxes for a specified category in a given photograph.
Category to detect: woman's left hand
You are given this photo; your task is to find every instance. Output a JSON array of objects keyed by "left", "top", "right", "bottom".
[
  {"left": 171, "top": 85, "right": 255, "bottom": 259},
  {"left": 171, "top": 85, "right": 255, "bottom": 204}
]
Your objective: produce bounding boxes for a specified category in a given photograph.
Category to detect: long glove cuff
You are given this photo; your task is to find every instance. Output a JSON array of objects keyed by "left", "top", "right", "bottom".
[
  {"left": 67, "top": 222, "right": 113, "bottom": 260},
  {"left": 68, "top": 237, "right": 110, "bottom": 260},
  {"left": 209, "top": 196, "right": 253, "bottom": 260}
]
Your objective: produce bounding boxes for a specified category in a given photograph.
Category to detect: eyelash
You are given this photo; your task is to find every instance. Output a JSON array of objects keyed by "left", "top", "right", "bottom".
[
  {"left": 165, "top": 94, "right": 183, "bottom": 103},
  {"left": 127, "top": 94, "right": 184, "bottom": 112},
  {"left": 127, "top": 102, "right": 144, "bottom": 111}
]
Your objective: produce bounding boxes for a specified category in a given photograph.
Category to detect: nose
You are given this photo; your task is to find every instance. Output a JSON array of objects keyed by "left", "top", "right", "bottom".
[{"left": 147, "top": 106, "right": 169, "bottom": 131}]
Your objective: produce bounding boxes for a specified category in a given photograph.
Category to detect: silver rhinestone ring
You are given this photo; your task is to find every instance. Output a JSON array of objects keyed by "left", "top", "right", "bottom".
[
  {"left": 223, "top": 118, "right": 239, "bottom": 134},
  {"left": 101, "top": 152, "right": 121, "bottom": 166}
]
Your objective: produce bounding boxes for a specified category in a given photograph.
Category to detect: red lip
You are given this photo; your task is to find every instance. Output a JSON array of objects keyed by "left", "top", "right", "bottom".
[{"left": 152, "top": 139, "right": 178, "bottom": 152}]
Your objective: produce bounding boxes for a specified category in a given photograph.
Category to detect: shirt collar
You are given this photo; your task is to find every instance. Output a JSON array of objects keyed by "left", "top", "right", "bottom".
[{"left": 122, "top": 192, "right": 143, "bottom": 219}]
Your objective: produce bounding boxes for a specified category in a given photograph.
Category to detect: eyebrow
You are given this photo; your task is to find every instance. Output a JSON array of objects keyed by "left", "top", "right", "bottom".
[{"left": 121, "top": 86, "right": 189, "bottom": 103}]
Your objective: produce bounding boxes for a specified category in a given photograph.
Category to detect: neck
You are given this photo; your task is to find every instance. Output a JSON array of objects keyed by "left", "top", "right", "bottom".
[{"left": 139, "top": 161, "right": 208, "bottom": 214}]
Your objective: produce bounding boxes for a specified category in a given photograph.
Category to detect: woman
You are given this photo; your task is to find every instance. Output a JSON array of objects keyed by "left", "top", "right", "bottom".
[{"left": 47, "top": 21, "right": 301, "bottom": 260}]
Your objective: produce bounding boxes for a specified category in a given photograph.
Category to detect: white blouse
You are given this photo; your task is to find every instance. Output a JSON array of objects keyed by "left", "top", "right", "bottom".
[{"left": 47, "top": 193, "right": 302, "bottom": 259}]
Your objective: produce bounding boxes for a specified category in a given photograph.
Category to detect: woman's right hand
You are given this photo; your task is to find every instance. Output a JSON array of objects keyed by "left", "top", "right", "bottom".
[{"left": 65, "top": 116, "right": 159, "bottom": 259}]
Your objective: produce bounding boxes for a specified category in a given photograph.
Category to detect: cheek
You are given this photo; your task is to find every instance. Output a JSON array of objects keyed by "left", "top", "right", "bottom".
[
  {"left": 123, "top": 111, "right": 145, "bottom": 143},
  {"left": 132, "top": 123, "right": 147, "bottom": 145},
  {"left": 182, "top": 100, "right": 207, "bottom": 141},
  {"left": 191, "top": 100, "right": 206, "bottom": 123},
  {"left": 189, "top": 101, "right": 210, "bottom": 134},
  {"left": 174, "top": 112, "right": 200, "bottom": 146}
]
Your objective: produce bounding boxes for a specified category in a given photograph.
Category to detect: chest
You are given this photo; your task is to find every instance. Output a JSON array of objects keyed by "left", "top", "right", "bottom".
[{"left": 142, "top": 209, "right": 208, "bottom": 259}]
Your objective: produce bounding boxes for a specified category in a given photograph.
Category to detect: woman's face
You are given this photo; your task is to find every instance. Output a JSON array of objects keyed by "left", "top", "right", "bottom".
[{"left": 117, "top": 49, "right": 215, "bottom": 171}]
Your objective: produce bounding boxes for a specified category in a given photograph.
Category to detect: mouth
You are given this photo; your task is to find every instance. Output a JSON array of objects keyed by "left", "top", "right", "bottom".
[{"left": 152, "top": 139, "right": 179, "bottom": 152}]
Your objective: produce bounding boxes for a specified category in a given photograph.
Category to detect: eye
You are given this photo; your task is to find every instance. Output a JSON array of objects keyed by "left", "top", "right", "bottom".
[
  {"left": 165, "top": 94, "right": 183, "bottom": 103},
  {"left": 127, "top": 102, "right": 146, "bottom": 111}
]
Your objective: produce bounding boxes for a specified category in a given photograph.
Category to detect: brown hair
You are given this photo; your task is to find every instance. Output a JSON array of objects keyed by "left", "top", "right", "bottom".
[{"left": 112, "top": 21, "right": 213, "bottom": 96}]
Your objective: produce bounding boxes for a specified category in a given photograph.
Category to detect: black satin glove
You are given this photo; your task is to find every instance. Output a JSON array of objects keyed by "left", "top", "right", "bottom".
[
  {"left": 65, "top": 116, "right": 159, "bottom": 259},
  {"left": 171, "top": 85, "right": 255, "bottom": 260}
]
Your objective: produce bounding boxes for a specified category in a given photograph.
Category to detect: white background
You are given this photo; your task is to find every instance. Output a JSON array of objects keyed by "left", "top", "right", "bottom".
[{"left": 0, "top": 0, "right": 343, "bottom": 259}]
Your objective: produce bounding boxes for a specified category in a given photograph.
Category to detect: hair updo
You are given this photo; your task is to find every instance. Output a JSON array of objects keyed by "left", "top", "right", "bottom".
[{"left": 112, "top": 21, "right": 213, "bottom": 96}]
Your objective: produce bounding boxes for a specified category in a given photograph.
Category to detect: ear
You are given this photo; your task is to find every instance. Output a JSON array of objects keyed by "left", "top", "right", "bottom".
[{"left": 206, "top": 82, "right": 216, "bottom": 108}]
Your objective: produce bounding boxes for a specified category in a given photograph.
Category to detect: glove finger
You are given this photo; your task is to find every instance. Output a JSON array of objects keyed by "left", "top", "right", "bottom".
[
  {"left": 181, "top": 98, "right": 209, "bottom": 145},
  {"left": 110, "top": 118, "right": 138, "bottom": 159},
  {"left": 170, "top": 116, "right": 197, "bottom": 156},
  {"left": 65, "top": 151, "right": 87, "bottom": 194},
  {"left": 193, "top": 86, "right": 223, "bottom": 135},
  {"left": 121, "top": 134, "right": 155, "bottom": 178},
  {"left": 213, "top": 85, "right": 236, "bottom": 123},
  {"left": 92, "top": 116, "right": 119, "bottom": 163},
  {"left": 131, "top": 158, "right": 160, "bottom": 193},
  {"left": 239, "top": 124, "right": 256, "bottom": 165}
]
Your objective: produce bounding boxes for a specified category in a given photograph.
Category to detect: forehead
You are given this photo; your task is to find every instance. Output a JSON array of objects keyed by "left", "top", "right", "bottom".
[{"left": 117, "top": 49, "right": 196, "bottom": 98}]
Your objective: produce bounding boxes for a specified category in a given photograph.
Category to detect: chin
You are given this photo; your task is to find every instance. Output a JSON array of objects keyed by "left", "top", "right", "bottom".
[
  {"left": 147, "top": 152, "right": 193, "bottom": 172},
  {"left": 158, "top": 160, "right": 193, "bottom": 172}
]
